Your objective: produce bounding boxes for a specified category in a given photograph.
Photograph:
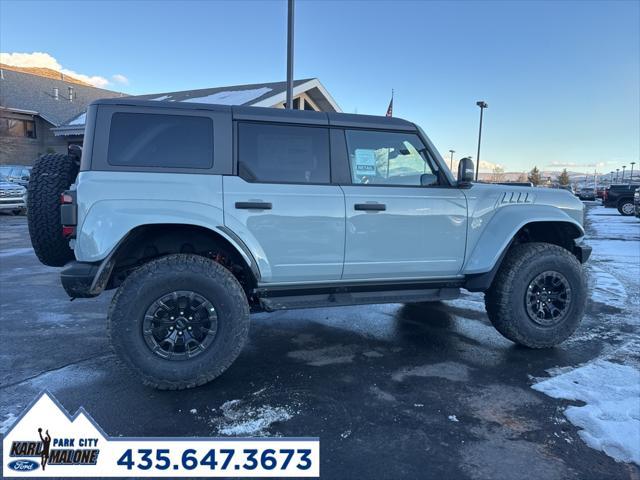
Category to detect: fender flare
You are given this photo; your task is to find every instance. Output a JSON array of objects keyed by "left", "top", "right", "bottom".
[{"left": 462, "top": 204, "right": 584, "bottom": 278}]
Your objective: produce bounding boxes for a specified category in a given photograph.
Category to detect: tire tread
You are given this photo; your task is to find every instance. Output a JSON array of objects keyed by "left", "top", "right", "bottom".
[{"left": 107, "top": 254, "right": 250, "bottom": 390}]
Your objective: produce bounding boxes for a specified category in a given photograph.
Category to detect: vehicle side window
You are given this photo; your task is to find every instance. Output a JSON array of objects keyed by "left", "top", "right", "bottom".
[
  {"left": 107, "top": 113, "right": 213, "bottom": 169},
  {"left": 238, "top": 122, "right": 330, "bottom": 184},
  {"left": 345, "top": 130, "right": 437, "bottom": 186}
]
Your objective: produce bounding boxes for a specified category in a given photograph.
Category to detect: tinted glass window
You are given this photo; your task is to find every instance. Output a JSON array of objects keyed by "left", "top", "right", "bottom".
[
  {"left": 107, "top": 113, "right": 213, "bottom": 168},
  {"left": 0, "top": 118, "right": 36, "bottom": 138},
  {"left": 345, "top": 130, "right": 436, "bottom": 186},
  {"left": 238, "top": 123, "right": 330, "bottom": 183}
]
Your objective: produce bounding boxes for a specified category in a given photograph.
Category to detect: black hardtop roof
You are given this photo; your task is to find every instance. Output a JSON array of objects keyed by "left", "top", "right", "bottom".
[{"left": 91, "top": 98, "right": 417, "bottom": 131}]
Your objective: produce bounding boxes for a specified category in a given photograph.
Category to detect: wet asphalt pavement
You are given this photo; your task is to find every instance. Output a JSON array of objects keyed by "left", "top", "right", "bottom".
[{"left": 0, "top": 203, "right": 638, "bottom": 479}]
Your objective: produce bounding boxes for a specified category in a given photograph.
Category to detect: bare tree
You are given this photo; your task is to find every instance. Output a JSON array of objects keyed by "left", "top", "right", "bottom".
[{"left": 490, "top": 165, "right": 505, "bottom": 183}]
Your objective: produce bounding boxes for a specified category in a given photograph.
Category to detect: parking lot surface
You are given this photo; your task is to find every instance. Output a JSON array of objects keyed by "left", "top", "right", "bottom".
[{"left": 1, "top": 203, "right": 638, "bottom": 479}]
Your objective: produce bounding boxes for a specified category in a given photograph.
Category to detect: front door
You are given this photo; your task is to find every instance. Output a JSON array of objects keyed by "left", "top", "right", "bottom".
[
  {"left": 224, "top": 122, "right": 345, "bottom": 284},
  {"left": 340, "top": 129, "right": 467, "bottom": 280}
]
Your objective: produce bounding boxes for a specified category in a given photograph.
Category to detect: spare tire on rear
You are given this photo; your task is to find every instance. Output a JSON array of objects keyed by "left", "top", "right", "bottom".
[{"left": 27, "top": 153, "right": 79, "bottom": 266}]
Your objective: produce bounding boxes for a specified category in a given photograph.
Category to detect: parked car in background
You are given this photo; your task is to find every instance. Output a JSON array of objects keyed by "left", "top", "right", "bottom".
[
  {"left": 0, "top": 174, "right": 27, "bottom": 214},
  {"left": 634, "top": 187, "right": 639, "bottom": 218},
  {"left": 577, "top": 187, "right": 596, "bottom": 201},
  {"left": 0, "top": 165, "right": 32, "bottom": 187},
  {"left": 603, "top": 184, "right": 637, "bottom": 216},
  {"left": 596, "top": 186, "right": 606, "bottom": 199}
]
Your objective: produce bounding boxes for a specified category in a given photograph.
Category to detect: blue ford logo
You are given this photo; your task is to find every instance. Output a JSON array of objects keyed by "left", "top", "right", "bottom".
[{"left": 8, "top": 459, "right": 39, "bottom": 471}]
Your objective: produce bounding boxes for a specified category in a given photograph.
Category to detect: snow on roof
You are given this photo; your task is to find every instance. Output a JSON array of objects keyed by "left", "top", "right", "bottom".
[
  {"left": 147, "top": 87, "right": 273, "bottom": 106},
  {"left": 68, "top": 112, "right": 86, "bottom": 125}
]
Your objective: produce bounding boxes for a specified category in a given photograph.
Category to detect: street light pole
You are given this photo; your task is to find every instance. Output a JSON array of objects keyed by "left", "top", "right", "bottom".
[
  {"left": 449, "top": 150, "right": 455, "bottom": 171},
  {"left": 286, "top": 0, "right": 295, "bottom": 109},
  {"left": 616, "top": 168, "right": 619, "bottom": 182},
  {"left": 622, "top": 165, "right": 626, "bottom": 182},
  {"left": 475, "top": 101, "right": 488, "bottom": 181},
  {"left": 630, "top": 162, "right": 636, "bottom": 182}
]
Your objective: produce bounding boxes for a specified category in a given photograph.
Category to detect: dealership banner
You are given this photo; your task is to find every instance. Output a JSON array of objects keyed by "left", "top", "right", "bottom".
[{"left": 2, "top": 392, "right": 319, "bottom": 477}]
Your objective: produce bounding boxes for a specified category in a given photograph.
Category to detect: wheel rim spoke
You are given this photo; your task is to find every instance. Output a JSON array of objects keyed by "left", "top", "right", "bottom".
[
  {"left": 525, "top": 270, "right": 572, "bottom": 327},
  {"left": 142, "top": 290, "right": 218, "bottom": 361}
]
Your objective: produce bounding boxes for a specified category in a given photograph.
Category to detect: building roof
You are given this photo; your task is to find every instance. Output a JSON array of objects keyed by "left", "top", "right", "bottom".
[
  {"left": 53, "top": 78, "right": 341, "bottom": 136},
  {"left": 0, "top": 68, "right": 123, "bottom": 127},
  {"left": 0, "top": 63, "right": 94, "bottom": 86}
]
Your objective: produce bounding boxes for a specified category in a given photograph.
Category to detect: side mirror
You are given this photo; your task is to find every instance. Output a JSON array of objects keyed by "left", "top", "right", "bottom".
[
  {"left": 457, "top": 157, "right": 474, "bottom": 186},
  {"left": 420, "top": 173, "right": 438, "bottom": 186}
]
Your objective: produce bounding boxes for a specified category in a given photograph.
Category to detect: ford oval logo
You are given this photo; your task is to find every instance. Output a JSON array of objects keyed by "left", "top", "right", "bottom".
[{"left": 8, "top": 459, "right": 39, "bottom": 471}]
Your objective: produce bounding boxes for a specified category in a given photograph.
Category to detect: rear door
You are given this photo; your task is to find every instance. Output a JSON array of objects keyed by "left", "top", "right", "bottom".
[
  {"left": 339, "top": 129, "right": 467, "bottom": 280},
  {"left": 223, "top": 121, "right": 345, "bottom": 284}
]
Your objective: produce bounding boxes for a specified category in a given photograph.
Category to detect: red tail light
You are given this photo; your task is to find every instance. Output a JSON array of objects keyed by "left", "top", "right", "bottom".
[
  {"left": 62, "top": 225, "right": 76, "bottom": 237},
  {"left": 60, "top": 190, "right": 77, "bottom": 238}
]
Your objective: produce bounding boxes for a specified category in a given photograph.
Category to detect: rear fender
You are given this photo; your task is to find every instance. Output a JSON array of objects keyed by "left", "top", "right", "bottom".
[{"left": 74, "top": 199, "right": 259, "bottom": 275}]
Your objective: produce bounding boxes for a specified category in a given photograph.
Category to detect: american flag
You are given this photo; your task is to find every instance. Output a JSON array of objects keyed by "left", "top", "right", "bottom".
[{"left": 386, "top": 90, "right": 393, "bottom": 117}]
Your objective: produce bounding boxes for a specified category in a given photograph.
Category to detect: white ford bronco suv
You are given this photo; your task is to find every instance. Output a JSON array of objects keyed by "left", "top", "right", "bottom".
[{"left": 27, "top": 99, "right": 591, "bottom": 390}]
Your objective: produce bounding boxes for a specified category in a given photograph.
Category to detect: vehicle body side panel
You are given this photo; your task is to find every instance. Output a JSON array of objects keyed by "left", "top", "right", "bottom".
[
  {"left": 341, "top": 185, "right": 467, "bottom": 279},
  {"left": 222, "top": 176, "right": 345, "bottom": 283},
  {"left": 74, "top": 171, "right": 230, "bottom": 262}
]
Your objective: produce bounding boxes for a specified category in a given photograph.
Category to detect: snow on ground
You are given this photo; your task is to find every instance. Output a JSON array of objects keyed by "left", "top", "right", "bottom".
[
  {"left": 211, "top": 399, "right": 295, "bottom": 437},
  {"left": 0, "top": 412, "right": 17, "bottom": 434},
  {"left": 0, "top": 247, "right": 34, "bottom": 258},
  {"left": 188, "top": 398, "right": 298, "bottom": 437},
  {"left": 533, "top": 206, "right": 640, "bottom": 465},
  {"left": 445, "top": 292, "right": 486, "bottom": 313},
  {"left": 588, "top": 266, "right": 628, "bottom": 309},
  {"left": 533, "top": 356, "right": 640, "bottom": 464}
]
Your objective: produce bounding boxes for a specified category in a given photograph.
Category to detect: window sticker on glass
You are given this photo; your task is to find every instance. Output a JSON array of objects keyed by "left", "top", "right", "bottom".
[{"left": 354, "top": 149, "right": 376, "bottom": 175}]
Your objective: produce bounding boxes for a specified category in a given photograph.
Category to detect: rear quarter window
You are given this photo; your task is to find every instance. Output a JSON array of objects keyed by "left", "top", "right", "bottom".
[{"left": 107, "top": 113, "right": 213, "bottom": 169}]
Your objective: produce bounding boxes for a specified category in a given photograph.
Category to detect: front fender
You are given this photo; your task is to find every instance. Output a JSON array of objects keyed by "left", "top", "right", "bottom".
[{"left": 462, "top": 204, "right": 584, "bottom": 275}]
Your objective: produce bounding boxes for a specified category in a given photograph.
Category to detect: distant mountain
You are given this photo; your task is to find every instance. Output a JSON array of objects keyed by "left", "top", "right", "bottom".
[{"left": 477, "top": 170, "right": 612, "bottom": 184}]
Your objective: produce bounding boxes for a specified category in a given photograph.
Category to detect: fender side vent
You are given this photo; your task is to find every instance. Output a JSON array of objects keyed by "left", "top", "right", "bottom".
[{"left": 500, "top": 191, "right": 533, "bottom": 204}]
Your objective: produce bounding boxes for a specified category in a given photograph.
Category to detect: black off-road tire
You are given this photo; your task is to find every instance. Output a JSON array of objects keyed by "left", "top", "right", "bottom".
[
  {"left": 108, "top": 254, "right": 250, "bottom": 390},
  {"left": 617, "top": 199, "right": 634, "bottom": 216},
  {"left": 27, "top": 153, "right": 79, "bottom": 266},
  {"left": 484, "top": 242, "right": 586, "bottom": 348}
]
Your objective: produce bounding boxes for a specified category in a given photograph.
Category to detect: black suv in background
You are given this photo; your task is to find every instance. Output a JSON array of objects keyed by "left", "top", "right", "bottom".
[{"left": 603, "top": 184, "right": 637, "bottom": 216}]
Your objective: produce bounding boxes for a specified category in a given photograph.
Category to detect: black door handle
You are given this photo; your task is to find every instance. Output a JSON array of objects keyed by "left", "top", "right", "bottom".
[
  {"left": 354, "top": 203, "right": 386, "bottom": 211},
  {"left": 235, "top": 202, "right": 272, "bottom": 210}
]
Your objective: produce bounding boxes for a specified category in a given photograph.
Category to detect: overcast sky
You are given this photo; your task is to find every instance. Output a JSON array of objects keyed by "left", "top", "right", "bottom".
[{"left": 1, "top": 0, "right": 638, "bottom": 173}]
